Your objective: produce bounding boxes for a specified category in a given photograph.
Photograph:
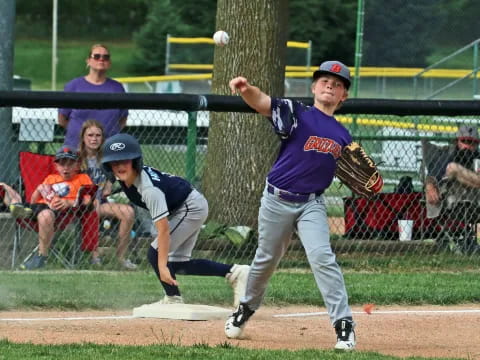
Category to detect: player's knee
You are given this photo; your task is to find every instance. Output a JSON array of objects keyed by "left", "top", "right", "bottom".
[{"left": 307, "top": 246, "right": 336, "bottom": 267}]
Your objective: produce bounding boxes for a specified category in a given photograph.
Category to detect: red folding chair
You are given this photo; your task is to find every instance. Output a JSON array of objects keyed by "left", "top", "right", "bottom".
[{"left": 12, "top": 151, "right": 99, "bottom": 269}]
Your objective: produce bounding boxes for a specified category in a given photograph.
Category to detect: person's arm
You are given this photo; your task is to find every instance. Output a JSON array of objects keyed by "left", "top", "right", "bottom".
[
  {"left": 119, "top": 116, "right": 127, "bottom": 130},
  {"left": 58, "top": 113, "right": 69, "bottom": 129},
  {"left": 229, "top": 76, "right": 272, "bottom": 117},
  {"left": 446, "top": 162, "right": 480, "bottom": 188},
  {"left": 102, "top": 181, "right": 113, "bottom": 198},
  {"left": 49, "top": 196, "right": 74, "bottom": 210},
  {"left": 0, "top": 182, "right": 22, "bottom": 205},
  {"left": 424, "top": 177, "right": 440, "bottom": 205},
  {"left": 30, "top": 187, "right": 42, "bottom": 203},
  {"left": 154, "top": 217, "right": 177, "bottom": 286}
]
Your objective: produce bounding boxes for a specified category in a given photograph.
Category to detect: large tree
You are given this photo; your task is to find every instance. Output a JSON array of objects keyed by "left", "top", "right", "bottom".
[
  {"left": 130, "top": 0, "right": 357, "bottom": 75},
  {"left": 202, "top": 0, "right": 289, "bottom": 227}
]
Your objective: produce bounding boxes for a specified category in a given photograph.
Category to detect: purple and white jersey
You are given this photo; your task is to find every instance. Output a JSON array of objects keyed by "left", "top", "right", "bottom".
[
  {"left": 267, "top": 98, "right": 352, "bottom": 194},
  {"left": 59, "top": 77, "right": 128, "bottom": 149}
]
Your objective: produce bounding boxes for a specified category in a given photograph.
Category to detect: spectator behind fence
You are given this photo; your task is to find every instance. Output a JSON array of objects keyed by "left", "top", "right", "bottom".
[
  {"left": 423, "top": 125, "right": 480, "bottom": 219},
  {"left": 1, "top": 146, "right": 98, "bottom": 270},
  {"left": 79, "top": 119, "right": 137, "bottom": 270},
  {"left": 101, "top": 133, "right": 250, "bottom": 307},
  {"left": 58, "top": 43, "right": 128, "bottom": 149}
]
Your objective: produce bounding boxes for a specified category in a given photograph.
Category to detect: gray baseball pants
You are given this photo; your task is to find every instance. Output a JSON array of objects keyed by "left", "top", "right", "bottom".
[
  {"left": 150, "top": 189, "right": 208, "bottom": 262},
  {"left": 242, "top": 185, "right": 353, "bottom": 324}
]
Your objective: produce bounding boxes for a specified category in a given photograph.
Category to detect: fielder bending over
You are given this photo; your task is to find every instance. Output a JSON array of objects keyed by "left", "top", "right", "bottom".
[
  {"left": 225, "top": 61, "right": 356, "bottom": 350},
  {"left": 101, "top": 134, "right": 249, "bottom": 306}
]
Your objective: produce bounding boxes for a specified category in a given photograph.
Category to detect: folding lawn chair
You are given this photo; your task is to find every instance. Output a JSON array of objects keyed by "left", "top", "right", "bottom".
[{"left": 11, "top": 151, "right": 99, "bottom": 269}]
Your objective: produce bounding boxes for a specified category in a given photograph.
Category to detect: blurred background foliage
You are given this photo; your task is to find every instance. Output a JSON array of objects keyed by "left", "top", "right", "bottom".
[{"left": 13, "top": 0, "right": 480, "bottom": 86}]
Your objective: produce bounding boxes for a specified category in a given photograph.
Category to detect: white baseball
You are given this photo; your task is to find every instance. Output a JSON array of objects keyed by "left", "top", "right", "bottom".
[{"left": 213, "top": 30, "right": 229, "bottom": 46}]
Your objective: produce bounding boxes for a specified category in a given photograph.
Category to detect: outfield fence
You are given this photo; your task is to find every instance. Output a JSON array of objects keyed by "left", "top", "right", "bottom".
[{"left": 0, "top": 91, "right": 480, "bottom": 270}]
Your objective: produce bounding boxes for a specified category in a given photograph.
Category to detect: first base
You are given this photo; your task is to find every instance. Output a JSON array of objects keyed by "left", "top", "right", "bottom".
[{"left": 133, "top": 302, "right": 232, "bottom": 321}]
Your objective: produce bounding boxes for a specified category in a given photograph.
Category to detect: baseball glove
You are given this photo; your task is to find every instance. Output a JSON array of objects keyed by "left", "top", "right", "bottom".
[{"left": 335, "top": 142, "right": 383, "bottom": 198}]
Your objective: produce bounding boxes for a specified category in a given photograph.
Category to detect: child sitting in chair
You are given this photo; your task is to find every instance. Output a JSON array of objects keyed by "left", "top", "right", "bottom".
[{"left": 1, "top": 145, "right": 98, "bottom": 270}]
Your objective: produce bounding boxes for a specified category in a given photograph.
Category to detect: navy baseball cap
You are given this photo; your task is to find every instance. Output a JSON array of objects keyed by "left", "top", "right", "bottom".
[
  {"left": 55, "top": 145, "right": 79, "bottom": 162},
  {"left": 312, "top": 60, "right": 351, "bottom": 89}
]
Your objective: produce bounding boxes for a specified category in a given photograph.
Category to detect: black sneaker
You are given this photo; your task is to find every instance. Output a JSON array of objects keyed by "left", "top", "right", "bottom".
[
  {"left": 334, "top": 318, "right": 356, "bottom": 350},
  {"left": 20, "top": 254, "right": 47, "bottom": 270},
  {"left": 224, "top": 303, "right": 255, "bottom": 339}
]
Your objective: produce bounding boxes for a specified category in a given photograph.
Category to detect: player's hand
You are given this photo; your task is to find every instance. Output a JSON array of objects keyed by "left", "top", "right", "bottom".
[
  {"left": 425, "top": 183, "right": 440, "bottom": 205},
  {"left": 445, "top": 162, "right": 459, "bottom": 178},
  {"left": 229, "top": 77, "right": 249, "bottom": 94},
  {"left": 159, "top": 266, "right": 178, "bottom": 286},
  {"left": 50, "top": 197, "right": 72, "bottom": 211}
]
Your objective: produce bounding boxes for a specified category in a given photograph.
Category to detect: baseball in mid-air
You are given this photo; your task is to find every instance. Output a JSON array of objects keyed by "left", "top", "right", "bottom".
[{"left": 213, "top": 30, "right": 229, "bottom": 46}]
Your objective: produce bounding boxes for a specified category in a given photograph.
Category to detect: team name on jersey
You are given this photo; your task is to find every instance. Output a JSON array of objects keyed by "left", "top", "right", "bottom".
[
  {"left": 146, "top": 167, "right": 161, "bottom": 182},
  {"left": 303, "top": 136, "right": 342, "bottom": 158}
]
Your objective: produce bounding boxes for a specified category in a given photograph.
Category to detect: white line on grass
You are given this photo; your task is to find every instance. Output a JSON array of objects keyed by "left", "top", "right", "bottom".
[{"left": 273, "top": 309, "right": 480, "bottom": 318}]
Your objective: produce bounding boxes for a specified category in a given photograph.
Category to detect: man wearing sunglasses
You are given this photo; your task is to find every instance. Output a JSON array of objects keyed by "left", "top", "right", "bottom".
[
  {"left": 58, "top": 44, "right": 128, "bottom": 149},
  {"left": 422, "top": 125, "right": 480, "bottom": 253}
]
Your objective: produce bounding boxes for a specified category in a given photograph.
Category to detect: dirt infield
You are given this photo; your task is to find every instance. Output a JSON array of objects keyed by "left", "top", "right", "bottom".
[{"left": 1, "top": 304, "right": 479, "bottom": 359}]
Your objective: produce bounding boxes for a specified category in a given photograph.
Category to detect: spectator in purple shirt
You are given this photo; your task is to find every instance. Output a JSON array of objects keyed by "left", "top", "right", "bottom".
[{"left": 58, "top": 44, "right": 128, "bottom": 149}]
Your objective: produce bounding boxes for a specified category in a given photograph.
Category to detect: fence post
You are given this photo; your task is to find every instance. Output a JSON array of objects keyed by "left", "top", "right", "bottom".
[
  {"left": 473, "top": 41, "right": 479, "bottom": 97},
  {"left": 0, "top": 0, "right": 17, "bottom": 183},
  {"left": 186, "top": 111, "right": 197, "bottom": 182},
  {"left": 165, "top": 34, "right": 171, "bottom": 75}
]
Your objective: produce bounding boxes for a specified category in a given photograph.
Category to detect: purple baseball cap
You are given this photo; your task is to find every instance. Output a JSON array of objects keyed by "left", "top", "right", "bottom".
[{"left": 312, "top": 60, "right": 351, "bottom": 89}]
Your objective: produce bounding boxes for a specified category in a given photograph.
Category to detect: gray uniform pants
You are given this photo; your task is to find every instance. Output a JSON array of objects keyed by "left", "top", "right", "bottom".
[
  {"left": 151, "top": 189, "right": 208, "bottom": 262},
  {"left": 242, "top": 186, "right": 352, "bottom": 324}
]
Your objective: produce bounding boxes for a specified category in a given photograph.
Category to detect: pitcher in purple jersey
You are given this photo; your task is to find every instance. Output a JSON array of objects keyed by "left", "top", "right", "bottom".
[
  {"left": 224, "top": 61, "right": 356, "bottom": 351},
  {"left": 58, "top": 44, "right": 128, "bottom": 149}
]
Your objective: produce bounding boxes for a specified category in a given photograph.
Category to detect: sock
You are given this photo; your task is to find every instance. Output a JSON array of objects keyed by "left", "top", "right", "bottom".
[
  {"left": 147, "top": 246, "right": 180, "bottom": 296},
  {"left": 169, "top": 259, "right": 231, "bottom": 277}
]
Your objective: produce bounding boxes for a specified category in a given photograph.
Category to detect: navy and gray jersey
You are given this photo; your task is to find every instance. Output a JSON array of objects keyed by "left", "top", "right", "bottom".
[{"left": 120, "top": 166, "right": 192, "bottom": 222}]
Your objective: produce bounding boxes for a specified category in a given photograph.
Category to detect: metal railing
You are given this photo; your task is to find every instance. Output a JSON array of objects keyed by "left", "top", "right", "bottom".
[{"left": 413, "top": 38, "right": 480, "bottom": 100}]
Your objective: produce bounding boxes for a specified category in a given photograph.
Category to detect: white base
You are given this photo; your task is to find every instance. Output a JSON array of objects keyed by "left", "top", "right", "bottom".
[{"left": 133, "top": 302, "right": 232, "bottom": 321}]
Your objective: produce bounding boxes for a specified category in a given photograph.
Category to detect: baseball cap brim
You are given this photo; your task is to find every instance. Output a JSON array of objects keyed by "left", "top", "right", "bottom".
[
  {"left": 313, "top": 70, "right": 351, "bottom": 89},
  {"left": 101, "top": 152, "right": 140, "bottom": 164},
  {"left": 54, "top": 154, "right": 78, "bottom": 162}
]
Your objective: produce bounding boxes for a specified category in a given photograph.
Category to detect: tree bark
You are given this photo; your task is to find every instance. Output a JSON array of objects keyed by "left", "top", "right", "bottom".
[{"left": 203, "top": 0, "right": 289, "bottom": 227}]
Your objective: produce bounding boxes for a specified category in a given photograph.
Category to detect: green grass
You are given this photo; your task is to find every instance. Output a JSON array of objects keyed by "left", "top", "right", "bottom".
[
  {"left": 14, "top": 38, "right": 479, "bottom": 100},
  {"left": 0, "top": 270, "right": 479, "bottom": 311},
  {"left": 14, "top": 38, "right": 137, "bottom": 90},
  {"left": 0, "top": 340, "right": 454, "bottom": 360},
  {"left": 0, "top": 270, "right": 474, "bottom": 359}
]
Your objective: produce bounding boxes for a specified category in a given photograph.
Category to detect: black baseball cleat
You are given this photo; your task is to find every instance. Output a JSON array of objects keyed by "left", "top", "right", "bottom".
[
  {"left": 334, "top": 318, "right": 356, "bottom": 350},
  {"left": 224, "top": 303, "right": 255, "bottom": 339}
]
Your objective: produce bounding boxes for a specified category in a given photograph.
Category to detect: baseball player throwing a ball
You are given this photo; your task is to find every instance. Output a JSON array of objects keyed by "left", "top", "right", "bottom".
[
  {"left": 225, "top": 61, "right": 356, "bottom": 350},
  {"left": 101, "top": 134, "right": 249, "bottom": 306}
]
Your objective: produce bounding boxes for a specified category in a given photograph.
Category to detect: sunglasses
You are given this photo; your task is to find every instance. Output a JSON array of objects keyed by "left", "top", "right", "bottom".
[{"left": 90, "top": 53, "right": 111, "bottom": 61}]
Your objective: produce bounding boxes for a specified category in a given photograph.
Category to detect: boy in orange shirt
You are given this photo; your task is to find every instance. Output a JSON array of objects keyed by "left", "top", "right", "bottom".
[{"left": 8, "top": 146, "right": 98, "bottom": 270}]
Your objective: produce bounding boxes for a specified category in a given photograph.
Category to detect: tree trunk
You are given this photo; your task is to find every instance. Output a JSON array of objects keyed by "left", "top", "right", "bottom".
[{"left": 203, "top": 0, "right": 289, "bottom": 227}]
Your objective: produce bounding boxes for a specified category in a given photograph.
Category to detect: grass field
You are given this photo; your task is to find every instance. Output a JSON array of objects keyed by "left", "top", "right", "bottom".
[
  {"left": 14, "top": 39, "right": 137, "bottom": 90},
  {"left": 0, "top": 340, "right": 444, "bottom": 360},
  {"left": 14, "top": 38, "right": 478, "bottom": 100},
  {"left": 1, "top": 270, "right": 478, "bottom": 359},
  {"left": 8, "top": 38, "right": 480, "bottom": 359},
  {"left": 1, "top": 270, "right": 479, "bottom": 311}
]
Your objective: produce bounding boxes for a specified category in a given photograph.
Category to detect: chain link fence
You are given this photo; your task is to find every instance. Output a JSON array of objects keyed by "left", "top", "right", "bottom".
[{"left": 1, "top": 94, "right": 479, "bottom": 270}]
